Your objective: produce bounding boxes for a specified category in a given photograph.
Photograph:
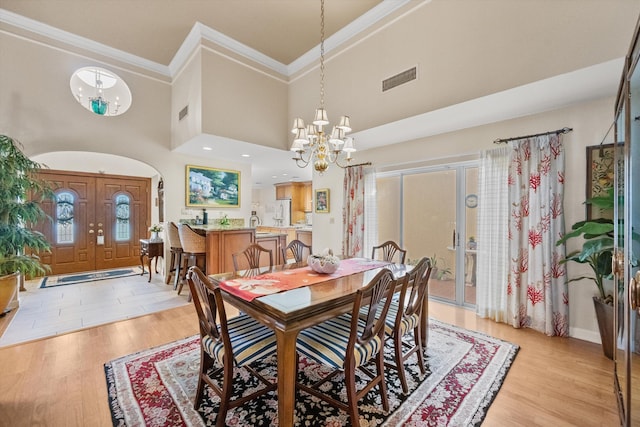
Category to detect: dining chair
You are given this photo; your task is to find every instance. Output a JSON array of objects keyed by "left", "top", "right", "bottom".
[
  {"left": 295, "top": 268, "right": 401, "bottom": 425},
  {"left": 383, "top": 256, "right": 432, "bottom": 394},
  {"left": 232, "top": 243, "right": 273, "bottom": 275},
  {"left": 281, "top": 239, "right": 311, "bottom": 263},
  {"left": 165, "top": 221, "right": 183, "bottom": 287},
  {"left": 371, "top": 240, "right": 407, "bottom": 264},
  {"left": 177, "top": 223, "right": 206, "bottom": 298},
  {"left": 186, "top": 266, "right": 277, "bottom": 427}
]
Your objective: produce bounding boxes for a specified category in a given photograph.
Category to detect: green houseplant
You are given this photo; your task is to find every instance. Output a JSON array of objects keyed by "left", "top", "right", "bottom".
[
  {"left": 556, "top": 188, "right": 617, "bottom": 358},
  {"left": 0, "top": 135, "right": 53, "bottom": 314}
]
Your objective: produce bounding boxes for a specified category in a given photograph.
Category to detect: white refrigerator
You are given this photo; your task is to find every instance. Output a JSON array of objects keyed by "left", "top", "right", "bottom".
[{"left": 273, "top": 199, "right": 291, "bottom": 226}]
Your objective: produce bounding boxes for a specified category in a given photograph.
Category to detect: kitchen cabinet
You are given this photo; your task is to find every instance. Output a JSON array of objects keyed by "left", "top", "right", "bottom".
[
  {"left": 275, "top": 183, "right": 292, "bottom": 200},
  {"left": 194, "top": 227, "right": 254, "bottom": 275},
  {"left": 275, "top": 181, "right": 312, "bottom": 225},
  {"left": 296, "top": 229, "right": 312, "bottom": 248},
  {"left": 303, "top": 182, "right": 313, "bottom": 212},
  {"left": 258, "top": 226, "right": 297, "bottom": 251},
  {"left": 255, "top": 233, "right": 287, "bottom": 265}
]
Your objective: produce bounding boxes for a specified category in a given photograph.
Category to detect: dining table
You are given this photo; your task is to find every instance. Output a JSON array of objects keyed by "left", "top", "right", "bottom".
[{"left": 208, "top": 258, "right": 420, "bottom": 427}]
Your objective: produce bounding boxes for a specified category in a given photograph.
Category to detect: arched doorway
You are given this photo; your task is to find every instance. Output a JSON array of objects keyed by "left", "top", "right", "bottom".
[{"left": 31, "top": 152, "right": 162, "bottom": 275}]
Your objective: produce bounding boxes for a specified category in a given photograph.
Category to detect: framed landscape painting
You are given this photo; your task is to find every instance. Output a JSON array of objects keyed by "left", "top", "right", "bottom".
[{"left": 186, "top": 165, "right": 240, "bottom": 208}]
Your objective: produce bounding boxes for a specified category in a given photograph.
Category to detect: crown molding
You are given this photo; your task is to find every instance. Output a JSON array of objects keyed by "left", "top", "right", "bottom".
[
  {"left": 287, "top": 0, "right": 413, "bottom": 75},
  {"left": 1, "top": 0, "right": 412, "bottom": 80},
  {"left": 0, "top": 8, "right": 170, "bottom": 76}
]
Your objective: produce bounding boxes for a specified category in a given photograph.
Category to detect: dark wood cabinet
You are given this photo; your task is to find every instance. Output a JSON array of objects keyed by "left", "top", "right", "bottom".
[{"left": 139, "top": 239, "right": 164, "bottom": 282}]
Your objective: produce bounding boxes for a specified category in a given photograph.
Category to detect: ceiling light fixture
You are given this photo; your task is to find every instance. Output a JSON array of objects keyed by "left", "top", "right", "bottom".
[
  {"left": 290, "top": 0, "right": 355, "bottom": 173},
  {"left": 70, "top": 66, "right": 131, "bottom": 116}
]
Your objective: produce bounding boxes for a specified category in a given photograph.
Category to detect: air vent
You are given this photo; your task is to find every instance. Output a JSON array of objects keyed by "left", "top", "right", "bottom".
[
  {"left": 382, "top": 67, "right": 417, "bottom": 92},
  {"left": 178, "top": 105, "right": 189, "bottom": 121}
]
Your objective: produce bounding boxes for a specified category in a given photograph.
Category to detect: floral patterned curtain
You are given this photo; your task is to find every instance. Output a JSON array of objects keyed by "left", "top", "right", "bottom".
[
  {"left": 342, "top": 165, "right": 365, "bottom": 257},
  {"left": 506, "top": 134, "right": 568, "bottom": 336}
]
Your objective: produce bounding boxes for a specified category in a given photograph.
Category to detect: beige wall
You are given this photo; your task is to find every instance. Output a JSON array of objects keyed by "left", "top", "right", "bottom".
[
  {"left": 171, "top": 51, "right": 203, "bottom": 149},
  {"left": 358, "top": 96, "right": 616, "bottom": 343},
  {"left": 288, "top": 0, "right": 637, "bottom": 135},
  {"left": 1, "top": 1, "right": 636, "bottom": 345},
  {"left": 200, "top": 49, "right": 289, "bottom": 150}
]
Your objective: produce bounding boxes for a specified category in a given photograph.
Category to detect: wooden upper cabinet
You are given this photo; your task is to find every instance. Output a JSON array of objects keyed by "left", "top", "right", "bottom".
[
  {"left": 303, "top": 182, "right": 312, "bottom": 212},
  {"left": 275, "top": 183, "right": 292, "bottom": 200}
]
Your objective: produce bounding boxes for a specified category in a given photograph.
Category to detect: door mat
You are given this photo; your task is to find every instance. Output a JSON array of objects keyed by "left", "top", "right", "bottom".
[{"left": 40, "top": 267, "right": 145, "bottom": 288}]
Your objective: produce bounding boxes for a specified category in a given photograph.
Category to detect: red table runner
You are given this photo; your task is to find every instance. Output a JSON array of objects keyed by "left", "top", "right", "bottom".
[{"left": 220, "top": 258, "right": 390, "bottom": 301}]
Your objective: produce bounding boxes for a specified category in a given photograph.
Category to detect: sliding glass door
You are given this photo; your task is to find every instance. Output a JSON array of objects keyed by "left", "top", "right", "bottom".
[{"left": 376, "top": 163, "right": 478, "bottom": 307}]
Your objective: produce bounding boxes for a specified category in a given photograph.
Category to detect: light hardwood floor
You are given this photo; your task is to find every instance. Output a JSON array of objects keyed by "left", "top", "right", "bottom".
[{"left": 0, "top": 300, "right": 618, "bottom": 426}]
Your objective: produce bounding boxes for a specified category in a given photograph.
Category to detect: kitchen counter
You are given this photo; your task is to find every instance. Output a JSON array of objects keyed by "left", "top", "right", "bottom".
[{"left": 189, "top": 226, "right": 288, "bottom": 273}]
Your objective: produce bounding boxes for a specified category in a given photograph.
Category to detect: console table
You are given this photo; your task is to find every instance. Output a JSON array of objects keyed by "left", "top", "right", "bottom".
[{"left": 140, "top": 239, "right": 164, "bottom": 282}]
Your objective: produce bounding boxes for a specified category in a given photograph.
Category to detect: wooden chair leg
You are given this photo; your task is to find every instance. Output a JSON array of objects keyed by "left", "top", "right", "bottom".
[
  {"left": 394, "top": 333, "right": 409, "bottom": 394},
  {"left": 173, "top": 252, "right": 182, "bottom": 290},
  {"left": 345, "top": 365, "right": 360, "bottom": 426},
  {"left": 165, "top": 251, "right": 175, "bottom": 285},
  {"left": 414, "top": 326, "right": 426, "bottom": 375},
  {"left": 177, "top": 254, "right": 191, "bottom": 295},
  {"left": 217, "top": 357, "right": 235, "bottom": 427},
  {"left": 376, "top": 350, "right": 390, "bottom": 412}
]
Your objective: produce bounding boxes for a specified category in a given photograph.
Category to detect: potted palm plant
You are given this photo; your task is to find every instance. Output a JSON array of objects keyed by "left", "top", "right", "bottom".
[
  {"left": 0, "top": 135, "right": 53, "bottom": 314},
  {"left": 556, "top": 188, "right": 616, "bottom": 358}
]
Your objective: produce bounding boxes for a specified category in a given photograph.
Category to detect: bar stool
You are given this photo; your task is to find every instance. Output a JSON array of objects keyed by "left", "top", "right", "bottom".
[
  {"left": 165, "top": 222, "right": 183, "bottom": 288},
  {"left": 177, "top": 223, "right": 206, "bottom": 299}
]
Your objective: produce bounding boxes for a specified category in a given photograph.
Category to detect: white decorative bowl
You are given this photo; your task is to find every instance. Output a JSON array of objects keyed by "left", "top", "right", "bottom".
[{"left": 307, "top": 254, "right": 340, "bottom": 274}]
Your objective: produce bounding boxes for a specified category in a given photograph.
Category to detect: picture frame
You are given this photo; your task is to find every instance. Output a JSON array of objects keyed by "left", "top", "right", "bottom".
[
  {"left": 186, "top": 165, "right": 240, "bottom": 208},
  {"left": 586, "top": 143, "right": 614, "bottom": 220},
  {"left": 315, "top": 188, "right": 330, "bottom": 213}
]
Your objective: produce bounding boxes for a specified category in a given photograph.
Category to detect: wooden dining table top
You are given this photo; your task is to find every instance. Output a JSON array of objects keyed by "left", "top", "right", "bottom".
[{"left": 208, "top": 260, "right": 413, "bottom": 327}]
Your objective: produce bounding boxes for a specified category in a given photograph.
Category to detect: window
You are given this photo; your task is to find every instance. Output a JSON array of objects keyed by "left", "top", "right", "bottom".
[
  {"left": 56, "top": 192, "right": 74, "bottom": 244},
  {"left": 115, "top": 194, "right": 130, "bottom": 241}
]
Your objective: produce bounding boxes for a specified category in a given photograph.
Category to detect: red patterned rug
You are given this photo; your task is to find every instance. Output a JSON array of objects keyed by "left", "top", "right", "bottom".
[{"left": 105, "top": 319, "right": 518, "bottom": 426}]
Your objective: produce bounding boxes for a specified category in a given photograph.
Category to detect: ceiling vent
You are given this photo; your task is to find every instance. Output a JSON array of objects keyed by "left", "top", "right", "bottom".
[
  {"left": 178, "top": 105, "right": 189, "bottom": 121},
  {"left": 382, "top": 66, "right": 417, "bottom": 92}
]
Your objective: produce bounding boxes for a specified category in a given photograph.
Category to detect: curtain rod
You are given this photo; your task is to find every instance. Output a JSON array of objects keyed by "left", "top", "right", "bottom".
[
  {"left": 346, "top": 161, "right": 372, "bottom": 168},
  {"left": 493, "top": 127, "right": 573, "bottom": 144}
]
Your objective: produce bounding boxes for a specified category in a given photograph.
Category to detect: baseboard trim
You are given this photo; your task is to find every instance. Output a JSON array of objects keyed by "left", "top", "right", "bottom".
[{"left": 570, "top": 327, "right": 601, "bottom": 344}]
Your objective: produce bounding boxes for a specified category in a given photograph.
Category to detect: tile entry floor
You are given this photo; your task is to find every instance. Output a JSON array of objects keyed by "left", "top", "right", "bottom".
[{"left": 0, "top": 268, "right": 191, "bottom": 347}]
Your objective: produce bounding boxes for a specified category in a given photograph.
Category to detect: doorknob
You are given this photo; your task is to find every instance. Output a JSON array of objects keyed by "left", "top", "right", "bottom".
[
  {"left": 613, "top": 250, "right": 625, "bottom": 276},
  {"left": 630, "top": 271, "right": 640, "bottom": 314}
]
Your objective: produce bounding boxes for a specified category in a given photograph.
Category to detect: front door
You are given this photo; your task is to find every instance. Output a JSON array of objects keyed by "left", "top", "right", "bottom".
[{"left": 36, "top": 170, "right": 150, "bottom": 275}]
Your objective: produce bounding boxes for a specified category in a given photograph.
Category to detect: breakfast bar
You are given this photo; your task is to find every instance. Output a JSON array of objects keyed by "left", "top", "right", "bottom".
[{"left": 189, "top": 225, "right": 287, "bottom": 274}]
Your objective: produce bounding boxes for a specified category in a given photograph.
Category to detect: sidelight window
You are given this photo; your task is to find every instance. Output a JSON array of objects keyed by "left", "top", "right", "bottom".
[{"left": 56, "top": 192, "right": 74, "bottom": 244}]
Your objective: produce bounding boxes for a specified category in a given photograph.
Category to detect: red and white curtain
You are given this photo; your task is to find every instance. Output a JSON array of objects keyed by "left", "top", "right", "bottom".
[
  {"left": 477, "top": 134, "right": 568, "bottom": 336},
  {"left": 342, "top": 165, "right": 365, "bottom": 257}
]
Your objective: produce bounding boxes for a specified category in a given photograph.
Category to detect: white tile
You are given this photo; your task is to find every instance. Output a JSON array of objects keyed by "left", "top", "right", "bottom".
[{"left": 0, "top": 269, "right": 189, "bottom": 347}]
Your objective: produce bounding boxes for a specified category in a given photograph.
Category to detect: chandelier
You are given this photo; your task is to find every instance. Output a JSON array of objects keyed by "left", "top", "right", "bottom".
[
  {"left": 290, "top": 0, "right": 356, "bottom": 173},
  {"left": 70, "top": 66, "right": 132, "bottom": 117}
]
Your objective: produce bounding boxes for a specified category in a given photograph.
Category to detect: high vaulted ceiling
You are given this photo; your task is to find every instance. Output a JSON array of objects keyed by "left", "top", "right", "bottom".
[
  {"left": 1, "top": 1, "right": 639, "bottom": 187},
  {"left": 0, "top": 0, "right": 384, "bottom": 67}
]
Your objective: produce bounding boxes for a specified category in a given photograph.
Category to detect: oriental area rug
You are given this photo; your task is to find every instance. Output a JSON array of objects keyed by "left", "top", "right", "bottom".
[
  {"left": 105, "top": 319, "right": 519, "bottom": 426},
  {"left": 40, "top": 267, "right": 144, "bottom": 288}
]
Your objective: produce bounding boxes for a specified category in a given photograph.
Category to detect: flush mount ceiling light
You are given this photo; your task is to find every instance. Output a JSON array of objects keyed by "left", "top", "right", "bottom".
[
  {"left": 290, "top": 0, "right": 355, "bottom": 173},
  {"left": 70, "top": 66, "right": 131, "bottom": 116}
]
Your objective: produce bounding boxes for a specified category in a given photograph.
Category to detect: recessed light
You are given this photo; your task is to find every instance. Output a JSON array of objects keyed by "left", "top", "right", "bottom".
[
  {"left": 241, "top": 154, "right": 250, "bottom": 158},
  {"left": 282, "top": 173, "right": 288, "bottom": 176},
  {"left": 272, "top": 175, "right": 278, "bottom": 179},
  {"left": 202, "top": 146, "right": 213, "bottom": 151}
]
